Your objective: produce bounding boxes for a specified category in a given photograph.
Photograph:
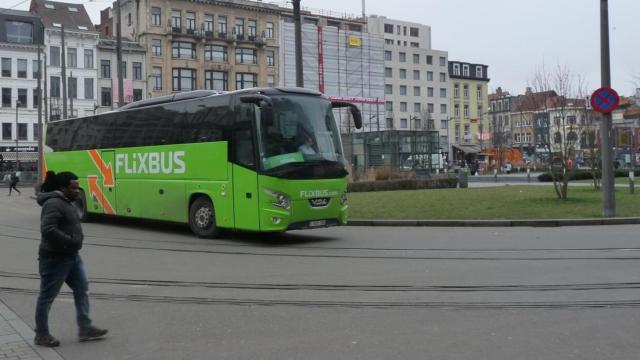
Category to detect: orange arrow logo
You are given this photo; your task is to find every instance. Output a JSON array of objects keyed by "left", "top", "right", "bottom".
[
  {"left": 87, "top": 149, "right": 114, "bottom": 186},
  {"left": 88, "top": 175, "right": 115, "bottom": 215}
]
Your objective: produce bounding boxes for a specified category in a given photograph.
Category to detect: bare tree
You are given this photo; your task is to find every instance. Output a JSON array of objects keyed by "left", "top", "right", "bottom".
[{"left": 576, "top": 77, "right": 601, "bottom": 190}]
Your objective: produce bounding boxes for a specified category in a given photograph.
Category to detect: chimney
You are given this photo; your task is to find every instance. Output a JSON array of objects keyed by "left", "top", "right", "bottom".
[
  {"left": 525, "top": 87, "right": 533, "bottom": 95},
  {"left": 496, "top": 86, "right": 502, "bottom": 95}
]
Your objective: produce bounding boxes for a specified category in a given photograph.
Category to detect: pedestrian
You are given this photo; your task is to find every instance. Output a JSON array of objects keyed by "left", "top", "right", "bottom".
[
  {"left": 34, "top": 171, "right": 108, "bottom": 347},
  {"left": 8, "top": 169, "right": 21, "bottom": 195}
]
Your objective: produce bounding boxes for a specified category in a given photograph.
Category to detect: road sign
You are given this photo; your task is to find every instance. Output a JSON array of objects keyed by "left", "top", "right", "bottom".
[{"left": 590, "top": 87, "right": 620, "bottom": 113}]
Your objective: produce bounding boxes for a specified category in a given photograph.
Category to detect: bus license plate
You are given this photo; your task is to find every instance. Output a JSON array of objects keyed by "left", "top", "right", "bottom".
[{"left": 309, "top": 220, "right": 326, "bottom": 227}]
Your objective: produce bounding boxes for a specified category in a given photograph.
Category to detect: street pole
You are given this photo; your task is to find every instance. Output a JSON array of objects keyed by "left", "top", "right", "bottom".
[
  {"left": 116, "top": 0, "right": 124, "bottom": 107},
  {"left": 15, "top": 102, "right": 20, "bottom": 169},
  {"left": 37, "top": 43, "right": 43, "bottom": 187},
  {"left": 599, "top": 0, "right": 615, "bottom": 217},
  {"left": 61, "top": 25, "right": 67, "bottom": 119},
  {"left": 292, "top": 0, "right": 303, "bottom": 87},
  {"left": 43, "top": 52, "right": 47, "bottom": 123}
]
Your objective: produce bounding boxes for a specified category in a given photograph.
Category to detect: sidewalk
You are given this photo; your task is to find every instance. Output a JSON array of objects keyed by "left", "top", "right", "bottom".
[{"left": 0, "top": 299, "right": 63, "bottom": 360}]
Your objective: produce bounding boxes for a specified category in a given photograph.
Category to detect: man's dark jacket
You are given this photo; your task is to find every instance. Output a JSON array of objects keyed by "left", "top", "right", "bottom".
[{"left": 37, "top": 191, "right": 84, "bottom": 256}]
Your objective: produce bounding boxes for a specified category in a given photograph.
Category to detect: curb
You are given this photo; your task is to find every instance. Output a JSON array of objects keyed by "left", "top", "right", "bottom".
[{"left": 347, "top": 217, "right": 640, "bottom": 227}]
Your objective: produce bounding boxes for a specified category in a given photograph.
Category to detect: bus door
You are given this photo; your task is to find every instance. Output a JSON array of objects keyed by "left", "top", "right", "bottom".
[
  {"left": 232, "top": 103, "right": 260, "bottom": 230},
  {"left": 99, "top": 150, "right": 116, "bottom": 215}
]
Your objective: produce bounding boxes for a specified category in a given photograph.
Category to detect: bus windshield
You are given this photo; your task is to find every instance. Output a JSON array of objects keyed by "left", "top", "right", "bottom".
[{"left": 257, "top": 95, "right": 344, "bottom": 170}]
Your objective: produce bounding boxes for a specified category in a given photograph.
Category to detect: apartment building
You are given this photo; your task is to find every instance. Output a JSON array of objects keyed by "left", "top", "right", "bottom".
[
  {"left": 367, "top": 16, "right": 449, "bottom": 143},
  {"left": 448, "top": 60, "right": 489, "bottom": 165},
  {"left": 110, "top": 0, "right": 280, "bottom": 96},
  {"left": 0, "top": 9, "right": 44, "bottom": 168},
  {"left": 488, "top": 87, "right": 514, "bottom": 149},
  {"left": 30, "top": 0, "right": 100, "bottom": 120}
]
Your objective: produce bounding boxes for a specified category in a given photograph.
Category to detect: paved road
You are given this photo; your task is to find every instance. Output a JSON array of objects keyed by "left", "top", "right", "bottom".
[{"left": 1, "top": 195, "right": 640, "bottom": 359}]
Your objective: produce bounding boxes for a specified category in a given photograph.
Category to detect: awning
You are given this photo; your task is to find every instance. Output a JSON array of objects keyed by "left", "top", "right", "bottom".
[
  {"left": 0, "top": 152, "right": 38, "bottom": 161},
  {"left": 452, "top": 144, "right": 482, "bottom": 154}
]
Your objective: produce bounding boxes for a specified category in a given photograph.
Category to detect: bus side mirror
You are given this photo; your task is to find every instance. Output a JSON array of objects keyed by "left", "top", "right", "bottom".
[{"left": 331, "top": 101, "right": 362, "bottom": 129}]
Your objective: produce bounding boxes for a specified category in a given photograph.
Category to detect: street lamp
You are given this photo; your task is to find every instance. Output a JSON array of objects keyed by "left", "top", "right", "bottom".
[{"left": 15, "top": 100, "right": 20, "bottom": 170}]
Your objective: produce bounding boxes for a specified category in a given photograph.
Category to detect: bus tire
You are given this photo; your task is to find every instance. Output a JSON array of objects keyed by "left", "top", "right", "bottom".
[
  {"left": 74, "top": 190, "right": 93, "bottom": 223},
  {"left": 189, "top": 197, "right": 220, "bottom": 238}
]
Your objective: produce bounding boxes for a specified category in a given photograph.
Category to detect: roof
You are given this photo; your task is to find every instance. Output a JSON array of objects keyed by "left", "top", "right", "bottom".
[
  {"left": 29, "top": 0, "right": 94, "bottom": 32},
  {"left": 0, "top": 9, "right": 37, "bottom": 17}
]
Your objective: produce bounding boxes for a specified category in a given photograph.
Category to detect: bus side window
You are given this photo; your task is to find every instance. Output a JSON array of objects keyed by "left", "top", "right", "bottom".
[{"left": 234, "top": 104, "right": 255, "bottom": 168}]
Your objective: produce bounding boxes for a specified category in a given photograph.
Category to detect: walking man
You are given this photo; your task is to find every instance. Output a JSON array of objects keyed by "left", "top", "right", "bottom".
[
  {"left": 7, "top": 170, "right": 21, "bottom": 195},
  {"left": 34, "top": 171, "right": 108, "bottom": 347}
]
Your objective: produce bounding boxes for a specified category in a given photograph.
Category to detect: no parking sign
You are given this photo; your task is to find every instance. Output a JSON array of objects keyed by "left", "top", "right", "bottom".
[{"left": 590, "top": 87, "right": 620, "bottom": 113}]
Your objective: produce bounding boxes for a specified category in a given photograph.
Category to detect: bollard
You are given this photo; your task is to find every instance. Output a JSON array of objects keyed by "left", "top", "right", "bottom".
[
  {"left": 494, "top": 168, "right": 498, "bottom": 183},
  {"left": 630, "top": 171, "right": 635, "bottom": 194},
  {"left": 527, "top": 168, "right": 531, "bottom": 183}
]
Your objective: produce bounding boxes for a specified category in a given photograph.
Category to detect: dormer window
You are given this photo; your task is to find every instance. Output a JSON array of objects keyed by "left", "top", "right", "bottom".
[
  {"left": 453, "top": 63, "right": 460, "bottom": 76},
  {"left": 69, "top": 7, "right": 78, "bottom": 12},
  {"left": 462, "top": 64, "right": 470, "bottom": 77},
  {"left": 476, "top": 66, "right": 483, "bottom": 78},
  {"left": 44, "top": 3, "right": 55, "bottom": 9},
  {"left": 52, "top": 22, "right": 62, "bottom": 28},
  {"left": 78, "top": 26, "right": 88, "bottom": 30}
]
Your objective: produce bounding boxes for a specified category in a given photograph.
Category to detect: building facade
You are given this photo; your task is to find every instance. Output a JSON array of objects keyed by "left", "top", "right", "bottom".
[
  {"left": 30, "top": 0, "right": 100, "bottom": 120},
  {"left": 0, "top": 9, "right": 44, "bottom": 169},
  {"left": 111, "top": 0, "right": 280, "bottom": 97},
  {"left": 367, "top": 15, "right": 449, "bottom": 154},
  {"left": 96, "top": 36, "right": 147, "bottom": 113},
  {"left": 448, "top": 60, "right": 489, "bottom": 165},
  {"left": 279, "top": 14, "right": 384, "bottom": 134}
]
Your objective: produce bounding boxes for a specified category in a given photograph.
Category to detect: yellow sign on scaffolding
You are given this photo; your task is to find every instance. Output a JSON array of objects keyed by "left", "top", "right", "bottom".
[{"left": 348, "top": 36, "right": 361, "bottom": 47}]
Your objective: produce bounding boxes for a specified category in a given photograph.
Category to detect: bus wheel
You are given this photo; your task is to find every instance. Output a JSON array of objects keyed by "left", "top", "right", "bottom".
[
  {"left": 189, "top": 197, "right": 220, "bottom": 238},
  {"left": 74, "top": 190, "right": 93, "bottom": 222}
]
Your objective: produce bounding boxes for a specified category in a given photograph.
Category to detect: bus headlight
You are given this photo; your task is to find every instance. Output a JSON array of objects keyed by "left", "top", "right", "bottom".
[
  {"left": 340, "top": 191, "right": 348, "bottom": 205},
  {"left": 264, "top": 188, "right": 291, "bottom": 210}
]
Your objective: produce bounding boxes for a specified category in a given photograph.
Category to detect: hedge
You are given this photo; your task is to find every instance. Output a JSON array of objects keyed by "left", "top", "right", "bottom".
[
  {"left": 348, "top": 177, "right": 458, "bottom": 193},
  {"left": 538, "top": 169, "right": 640, "bottom": 182}
]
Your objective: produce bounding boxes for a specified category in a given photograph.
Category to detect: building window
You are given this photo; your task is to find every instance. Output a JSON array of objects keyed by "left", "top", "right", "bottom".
[
  {"left": 463, "top": 64, "right": 470, "bottom": 77},
  {"left": 204, "top": 15, "right": 213, "bottom": 32},
  {"left": 33, "top": 123, "right": 40, "bottom": 140},
  {"left": 410, "top": 42, "right": 419, "bottom": 48},
  {"left": 151, "top": 39, "right": 162, "bottom": 56},
  {"left": 172, "top": 68, "right": 196, "bottom": 91},
  {"left": 204, "top": 71, "right": 228, "bottom": 91},
  {"left": 427, "top": 71, "right": 433, "bottom": 81},
  {"left": 120, "top": 61, "right": 127, "bottom": 79},
  {"left": 235, "top": 18, "right": 244, "bottom": 35},
  {"left": 152, "top": 67, "right": 162, "bottom": 90},
  {"left": 386, "top": 118, "right": 393, "bottom": 129},
  {"left": 426, "top": 55, "right": 433, "bottom": 65},
  {"left": 413, "top": 70, "right": 420, "bottom": 80},
  {"left": 67, "top": 48, "right": 77, "bottom": 68},
  {"left": 399, "top": 52, "right": 406, "bottom": 62},
  {"left": 101, "top": 60, "right": 110, "bottom": 78},
  {"left": 186, "top": 12, "right": 196, "bottom": 31},
  {"left": 2, "top": 123, "right": 11, "bottom": 139},
  {"left": 235, "top": 48, "right": 256, "bottom": 64},
  {"left": 427, "top": 103, "right": 434, "bottom": 113},
  {"left": 101, "top": 87, "right": 111, "bottom": 107},
  {"left": 133, "top": 62, "right": 142, "bottom": 80},
  {"left": 454, "top": 83, "right": 460, "bottom": 98},
  {"left": 205, "top": 45, "right": 227, "bottom": 62},
  {"left": 384, "top": 51, "right": 392, "bottom": 61},
  {"left": 15, "top": 88, "right": 25, "bottom": 107},
  {"left": 17, "top": 59, "right": 27, "bottom": 78},
  {"left": 172, "top": 41, "right": 196, "bottom": 59},
  {"left": 6, "top": 21, "right": 33, "bottom": 44},
  {"left": 18, "top": 123, "right": 27, "bottom": 140},
  {"left": 383, "top": 23, "right": 393, "bottom": 34},
  {"left": 440, "top": 72, "right": 446, "bottom": 82},
  {"left": 84, "top": 78, "right": 93, "bottom": 99},
  {"left": 477, "top": 85, "right": 482, "bottom": 99},
  {"left": 248, "top": 19, "right": 257, "bottom": 37},
  {"left": 385, "top": 39, "right": 393, "bottom": 45},
  {"left": 33, "top": 88, "right": 38, "bottom": 108},
  {"left": 1, "top": 58, "right": 11, "bottom": 77},
  {"left": 399, "top": 69, "right": 406, "bottom": 79},
  {"left": 440, "top": 88, "right": 447, "bottom": 98},
  {"left": 384, "top": 67, "right": 392, "bottom": 77},
  {"left": 50, "top": 76, "right": 60, "bottom": 97},
  {"left": 67, "top": 77, "right": 76, "bottom": 99},
  {"left": 235, "top": 72, "right": 256, "bottom": 89},
  {"left": 400, "top": 102, "right": 407, "bottom": 112},
  {"left": 441, "top": 104, "right": 447, "bottom": 114},
  {"left": 427, "top": 87, "right": 434, "bottom": 97},
  {"left": 413, "top": 86, "right": 420, "bottom": 96},
  {"left": 171, "top": 10, "right": 181, "bottom": 30},
  {"left": 84, "top": 49, "right": 93, "bottom": 68},
  {"left": 385, "top": 101, "right": 393, "bottom": 111},
  {"left": 463, "top": 84, "right": 469, "bottom": 98},
  {"left": 400, "top": 118, "right": 407, "bottom": 129},
  {"left": 476, "top": 66, "right": 483, "bottom": 78},
  {"left": 439, "top": 57, "right": 446, "bottom": 66},
  {"left": 133, "top": 89, "right": 142, "bottom": 101},
  {"left": 414, "top": 103, "right": 421, "bottom": 113},
  {"left": 33, "top": 59, "right": 40, "bottom": 78},
  {"left": 464, "top": 105, "right": 469, "bottom": 118},
  {"left": 400, "top": 85, "right": 407, "bottom": 95},
  {"left": 453, "top": 63, "right": 460, "bottom": 76},
  {"left": 454, "top": 104, "right": 460, "bottom": 117},
  {"left": 267, "top": 75, "right": 275, "bottom": 88},
  {"left": 266, "top": 22, "right": 274, "bottom": 38},
  {"left": 385, "top": 84, "right": 392, "bottom": 95},
  {"left": 413, "top": 53, "right": 419, "bottom": 64},
  {"left": 441, "top": 119, "right": 448, "bottom": 130},
  {"left": 409, "top": 27, "right": 419, "bottom": 37},
  {"left": 151, "top": 7, "right": 161, "bottom": 25},
  {"left": 266, "top": 51, "right": 274, "bottom": 66},
  {"left": 218, "top": 16, "right": 227, "bottom": 34}
]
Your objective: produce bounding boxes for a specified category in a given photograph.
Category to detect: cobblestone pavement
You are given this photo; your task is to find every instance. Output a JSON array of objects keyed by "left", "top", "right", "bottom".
[{"left": 0, "top": 299, "right": 63, "bottom": 360}]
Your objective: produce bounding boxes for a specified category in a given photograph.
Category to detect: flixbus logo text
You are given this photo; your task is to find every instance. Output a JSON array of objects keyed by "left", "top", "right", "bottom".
[{"left": 115, "top": 151, "right": 186, "bottom": 175}]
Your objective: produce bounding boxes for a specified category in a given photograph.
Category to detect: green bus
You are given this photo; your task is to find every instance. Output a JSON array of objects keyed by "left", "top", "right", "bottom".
[{"left": 44, "top": 88, "right": 362, "bottom": 237}]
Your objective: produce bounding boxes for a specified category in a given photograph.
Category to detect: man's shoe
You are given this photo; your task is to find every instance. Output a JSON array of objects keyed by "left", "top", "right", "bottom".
[
  {"left": 34, "top": 334, "right": 60, "bottom": 347},
  {"left": 79, "top": 326, "right": 108, "bottom": 342}
]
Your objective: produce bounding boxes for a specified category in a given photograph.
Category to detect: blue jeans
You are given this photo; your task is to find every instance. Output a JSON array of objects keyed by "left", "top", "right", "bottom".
[{"left": 35, "top": 255, "right": 92, "bottom": 336}]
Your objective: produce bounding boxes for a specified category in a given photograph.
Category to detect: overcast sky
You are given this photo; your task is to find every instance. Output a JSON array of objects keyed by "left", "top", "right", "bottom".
[{"left": 11, "top": 0, "right": 639, "bottom": 96}]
